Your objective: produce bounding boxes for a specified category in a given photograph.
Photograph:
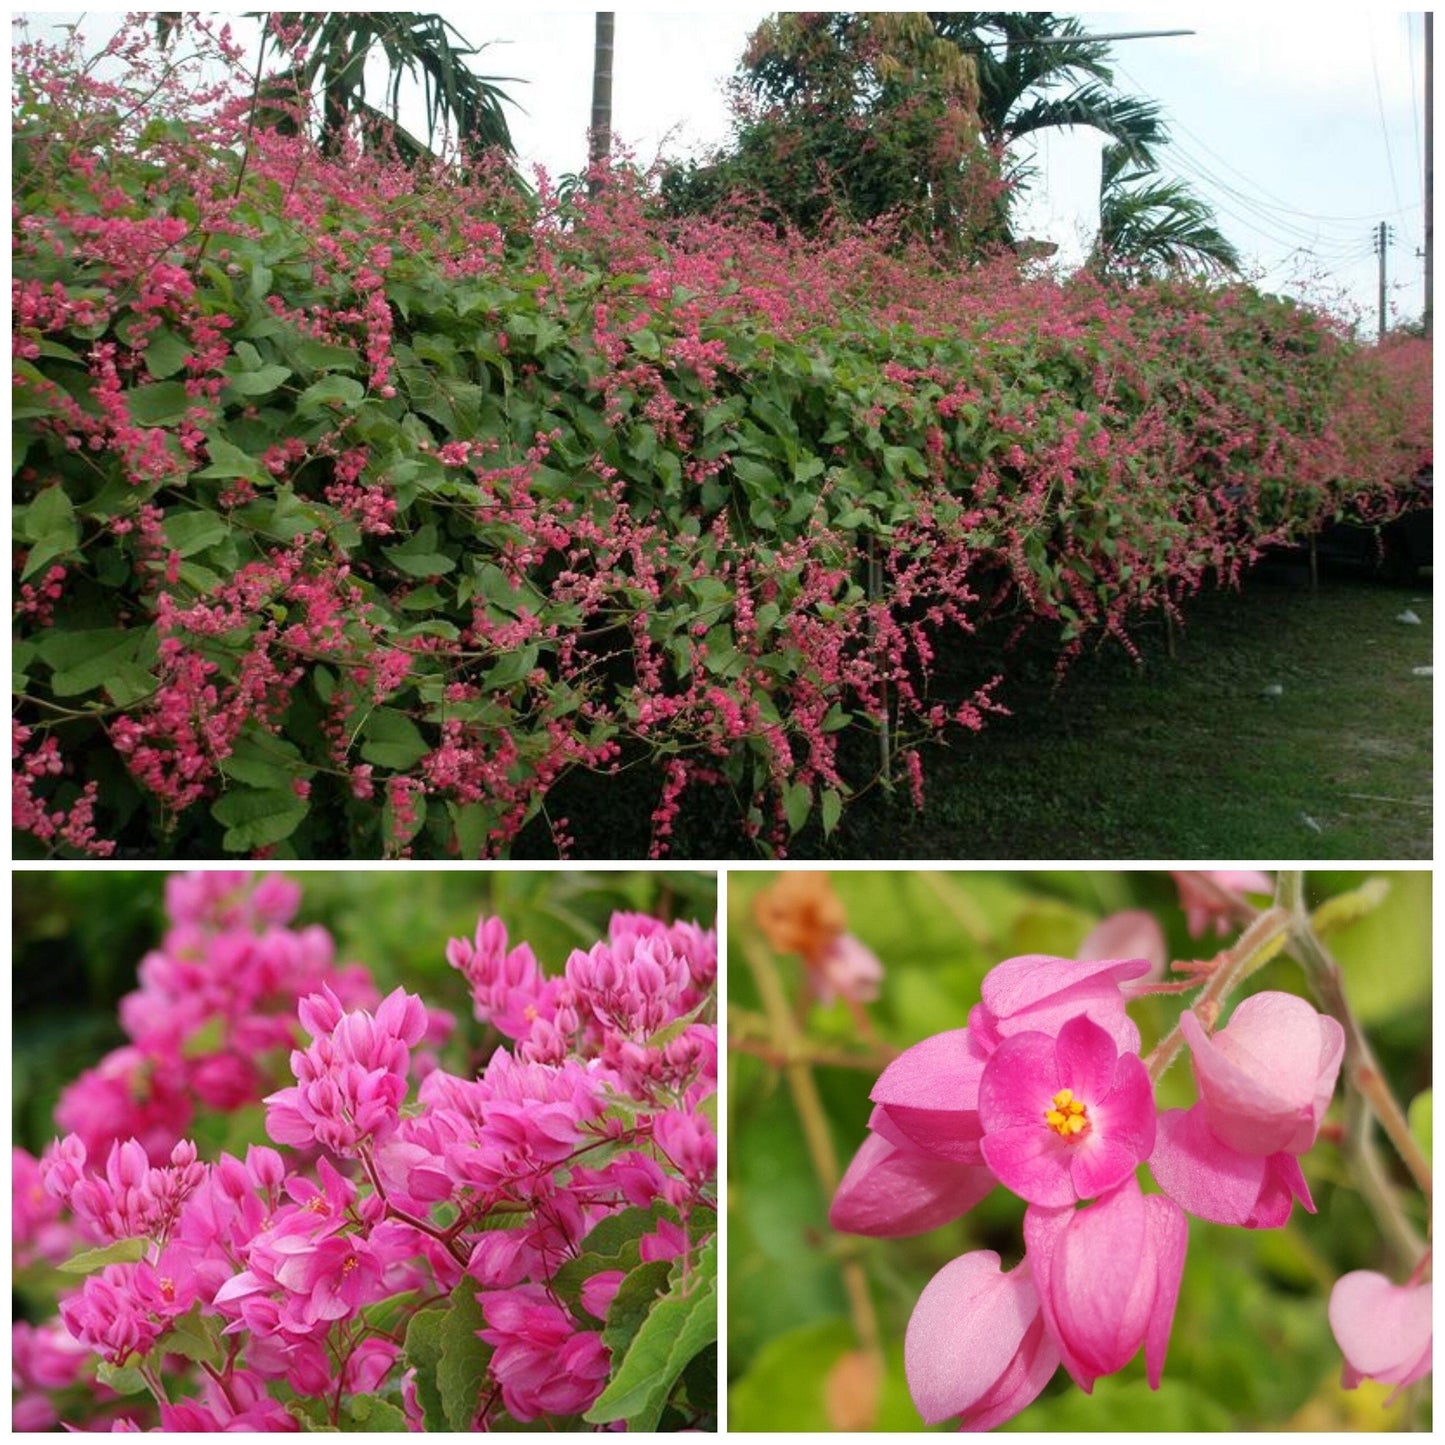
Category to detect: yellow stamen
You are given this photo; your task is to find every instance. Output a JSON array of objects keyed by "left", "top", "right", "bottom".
[{"left": 1044, "top": 1088, "right": 1090, "bottom": 1138}]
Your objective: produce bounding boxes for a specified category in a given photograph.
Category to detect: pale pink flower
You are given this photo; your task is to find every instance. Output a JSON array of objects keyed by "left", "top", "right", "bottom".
[
  {"left": 1024, "top": 1179, "right": 1188, "bottom": 1393},
  {"left": 978, "top": 1015, "right": 1156, "bottom": 1207},
  {"left": 814, "top": 933, "right": 884, "bottom": 1006},
  {"left": 1150, "top": 992, "right": 1343, "bottom": 1228},
  {"left": 905, "top": 1251, "right": 1059, "bottom": 1429},
  {"left": 970, "top": 953, "right": 1153, "bottom": 1055},
  {"left": 1078, "top": 910, "right": 1167, "bottom": 983},
  {"left": 1328, "top": 1271, "right": 1432, "bottom": 1398},
  {"left": 1171, "top": 870, "right": 1273, "bottom": 938}
]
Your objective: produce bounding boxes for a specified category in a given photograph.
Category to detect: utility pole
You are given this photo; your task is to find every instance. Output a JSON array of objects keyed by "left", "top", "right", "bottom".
[
  {"left": 589, "top": 12, "right": 615, "bottom": 189},
  {"left": 1375, "top": 221, "right": 1390, "bottom": 340},
  {"left": 1426, "top": 12, "right": 1433, "bottom": 338}
]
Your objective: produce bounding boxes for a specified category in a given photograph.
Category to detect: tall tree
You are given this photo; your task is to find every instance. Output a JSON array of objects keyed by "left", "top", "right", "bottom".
[
  {"left": 1092, "top": 141, "right": 1242, "bottom": 279},
  {"left": 256, "top": 13, "right": 520, "bottom": 164}
]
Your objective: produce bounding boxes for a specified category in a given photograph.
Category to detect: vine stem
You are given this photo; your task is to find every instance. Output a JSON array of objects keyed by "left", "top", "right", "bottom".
[
  {"left": 1275, "top": 870, "right": 1432, "bottom": 1206},
  {"left": 735, "top": 925, "right": 881, "bottom": 1364}
]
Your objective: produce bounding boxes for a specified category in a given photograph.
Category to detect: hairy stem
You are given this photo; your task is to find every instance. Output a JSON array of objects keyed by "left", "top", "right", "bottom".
[{"left": 736, "top": 926, "right": 881, "bottom": 1362}]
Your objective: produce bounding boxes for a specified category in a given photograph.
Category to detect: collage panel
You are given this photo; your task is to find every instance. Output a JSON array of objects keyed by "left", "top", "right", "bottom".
[
  {"left": 726, "top": 868, "right": 1431, "bottom": 1432},
  {"left": 13, "top": 868, "right": 718, "bottom": 1432}
]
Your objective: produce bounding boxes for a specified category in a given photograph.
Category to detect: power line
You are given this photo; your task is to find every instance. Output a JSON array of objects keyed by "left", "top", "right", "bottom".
[{"left": 1369, "top": 29, "right": 1404, "bottom": 215}]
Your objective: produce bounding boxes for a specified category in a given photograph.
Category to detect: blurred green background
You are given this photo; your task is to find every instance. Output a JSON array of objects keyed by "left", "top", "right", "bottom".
[
  {"left": 13, "top": 868, "right": 716, "bottom": 1157},
  {"left": 727, "top": 869, "right": 1431, "bottom": 1432}
]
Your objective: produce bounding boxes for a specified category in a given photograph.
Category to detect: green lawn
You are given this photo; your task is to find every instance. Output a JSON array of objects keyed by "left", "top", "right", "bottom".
[{"left": 820, "top": 563, "right": 1433, "bottom": 860}]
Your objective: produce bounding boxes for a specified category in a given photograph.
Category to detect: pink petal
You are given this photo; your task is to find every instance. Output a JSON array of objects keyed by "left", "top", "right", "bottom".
[
  {"left": 981, "top": 954, "right": 1149, "bottom": 1053},
  {"left": 871, "top": 1029, "right": 989, "bottom": 1164},
  {"left": 1141, "top": 1194, "right": 1188, "bottom": 1388},
  {"left": 1248, "top": 1151, "right": 1315, "bottom": 1228},
  {"left": 981, "top": 1124, "right": 1075, "bottom": 1207},
  {"left": 962, "top": 1312, "right": 1060, "bottom": 1432},
  {"left": 1148, "top": 1105, "right": 1270, "bottom": 1226},
  {"left": 905, "top": 1251, "right": 1037, "bottom": 1425},
  {"left": 1052, "top": 1015, "right": 1118, "bottom": 1103},
  {"left": 1328, "top": 1272, "right": 1433, "bottom": 1388},
  {"left": 1097, "top": 1051, "right": 1157, "bottom": 1160},
  {"left": 1022, "top": 1203, "right": 1090, "bottom": 1388},
  {"left": 979, "top": 1031, "right": 1060, "bottom": 1132},
  {"left": 1050, "top": 1181, "right": 1154, "bottom": 1384},
  {"left": 1069, "top": 1135, "right": 1142, "bottom": 1201},
  {"left": 830, "top": 1130, "right": 995, "bottom": 1238}
]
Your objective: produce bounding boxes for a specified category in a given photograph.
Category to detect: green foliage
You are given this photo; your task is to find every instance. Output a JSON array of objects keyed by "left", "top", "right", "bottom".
[{"left": 586, "top": 1238, "right": 718, "bottom": 1430}]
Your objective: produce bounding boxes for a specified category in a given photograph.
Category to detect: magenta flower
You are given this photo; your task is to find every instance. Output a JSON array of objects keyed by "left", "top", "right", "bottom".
[
  {"left": 1024, "top": 1179, "right": 1188, "bottom": 1393},
  {"left": 978, "top": 1015, "right": 1156, "bottom": 1207},
  {"left": 869, "top": 1026, "right": 991, "bottom": 1165},
  {"left": 905, "top": 1251, "right": 1059, "bottom": 1430},
  {"left": 1328, "top": 1271, "right": 1432, "bottom": 1398},
  {"left": 480, "top": 1286, "right": 611, "bottom": 1423}
]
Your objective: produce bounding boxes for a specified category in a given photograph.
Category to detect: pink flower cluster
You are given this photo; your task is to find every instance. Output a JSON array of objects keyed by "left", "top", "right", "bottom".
[
  {"left": 15, "top": 873, "right": 717, "bottom": 1432},
  {"left": 831, "top": 950, "right": 1347, "bottom": 1429}
]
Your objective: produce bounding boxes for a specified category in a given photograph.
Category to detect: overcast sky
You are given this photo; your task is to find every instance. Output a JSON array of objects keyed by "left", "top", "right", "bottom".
[{"left": 18, "top": 8, "right": 1430, "bottom": 330}]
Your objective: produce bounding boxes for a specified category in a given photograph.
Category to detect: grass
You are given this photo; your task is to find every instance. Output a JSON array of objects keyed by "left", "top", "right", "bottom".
[{"left": 523, "top": 562, "right": 1432, "bottom": 861}]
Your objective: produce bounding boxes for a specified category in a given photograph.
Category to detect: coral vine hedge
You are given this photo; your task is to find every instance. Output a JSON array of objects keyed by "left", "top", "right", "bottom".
[{"left": 12, "top": 22, "right": 1432, "bottom": 858}]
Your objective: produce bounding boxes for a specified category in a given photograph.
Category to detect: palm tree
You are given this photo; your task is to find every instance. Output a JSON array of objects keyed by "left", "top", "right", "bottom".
[
  {"left": 254, "top": 13, "right": 521, "bottom": 164},
  {"left": 927, "top": 12, "right": 1166, "bottom": 164},
  {"left": 1092, "top": 142, "right": 1242, "bottom": 279}
]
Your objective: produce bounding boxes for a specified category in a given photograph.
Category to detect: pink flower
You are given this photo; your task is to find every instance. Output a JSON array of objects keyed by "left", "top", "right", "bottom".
[
  {"left": 480, "top": 1287, "right": 611, "bottom": 1423},
  {"left": 971, "top": 954, "right": 1153, "bottom": 1056},
  {"left": 1180, "top": 993, "right": 1343, "bottom": 1156},
  {"left": 1328, "top": 1271, "right": 1432, "bottom": 1398},
  {"left": 869, "top": 1026, "right": 991, "bottom": 1165},
  {"left": 978, "top": 1015, "right": 1156, "bottom": 1207},
  {"left": 905, "top": 1251, "right": 1059, "bottom": 1430},
  {"left": 814, "top": 933, "right": 884, "bottom": 1006},
  {"left": 1172, "top": 870, "right": 1272, "bottom": 938},
  {"left": 830, "top": 1110, "right": 995, "bottom": 1238},
  {"left": 1024, "top": 1179, "right": 1188, "bottom": 1393},
  {"left": 1149, "top": 1105, "right": 1315, "bottom": 1228},
  {"left": 1149, "top": 992, "right": 1343, "bottom": 1228}
]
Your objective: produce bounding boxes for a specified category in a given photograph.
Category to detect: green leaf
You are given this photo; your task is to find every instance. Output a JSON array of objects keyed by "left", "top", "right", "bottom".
[
  {"left": 601, "top": 1258, "right": 671, "bottom": 1359},
  {"left": 550, "top": 1206, "right": 669, "bottom": 1309},
  {"left": 142, "top": 326, "right": 191, "bottom": 379},
  {"left": 195, "top": 434, "right": 264, "bottom": 481},
  {"left": 438, "top": 1279, "right": 488, "bottom": 1431},
  {"left": 384, "top": 524, "right": 455, "bottom": 577},
  {"left": 360, "top": 708, "right": 431, "bottom": 770},
  {"left": 820, "top": 788, "right": 843, "bottom": 838},
  {"left": 96, "top": 1360, "right": 149, "bottom": 1395},
  {"left": 127, "top": 380, "right": 192, "bottom": 426},
  {"left": 298, "top": 375, "right": 366, "bottom": 414},
  {"left": 482, "top": 644, "right": 539, "bottom": 691},
  {"left": 339, "top": 1395, "right": 408, "bottom": 1431},
  {"left": 21, "top": 485, "right": 79, "bottom": 579},
  {"left": 295, "top": 338, "right": 361, "bottom": 371},
  {"left": 163, "top": 510, "right": 229, "bottom": 557},
  {"left": 59, "top": 1237, "right": 148, "bottom": 1274},
  {"left": 39, "top": 627, "right": 150, "bottom": 698},
  {"left": 783, "top": 781, "right": 812, "bottom": 835},
  {"left": 210, "top": 786, "right": 308, "bottom": 852},
  {"left": 225, "top": 363, "right": 292, "bottom": 397},
  {"left": 1408, "top": 1089, "right": 1432, "bottom": 1170},
  {"left": 156, "top": 1301, "right": 223, "bottom": 1367},
  {"left": 585, "top": 1237, "right": 717, "bottom": 1430},
  {"left": 403, "top": 1308, "right": 449, "bottom": 1431}
]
